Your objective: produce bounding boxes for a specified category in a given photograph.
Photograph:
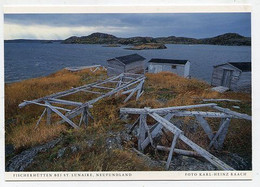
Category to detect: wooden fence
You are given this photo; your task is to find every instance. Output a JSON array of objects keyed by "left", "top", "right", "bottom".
[
  {"left": 120, "top": 103, "right": 251, "bottom": 170},
  {"left": 19, "top": 73, "right": 145, "bottom": 129}
]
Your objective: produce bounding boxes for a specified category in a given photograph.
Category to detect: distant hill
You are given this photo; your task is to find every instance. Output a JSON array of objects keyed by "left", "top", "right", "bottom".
[
  {"left": 6, "top": 33, "right": 251, "bottom": 46},
  {"left": 5, "top": 39, "right": 63, "bottom": 44},
  {"left": 63, "top": 32, "right": 251, "bottom": 46}
]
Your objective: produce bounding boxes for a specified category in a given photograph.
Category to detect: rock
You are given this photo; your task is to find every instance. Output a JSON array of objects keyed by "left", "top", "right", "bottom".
[
  {"left": 70, "top": 145, "right": 78, "bottom": 153},
  {"left": 85, "top": 140, "right": 94, "bottom": 148},
  {"left": 5, "top": 144, "right": 15, "bottom": 157},
  {"left": 232, "top": 106, "right": 240, "bottom": 109},
  {"left": 106, "top": 134, "right": 123, "bottom": 150},
  {"left": 57, "top": 147, "right": 67, "bottom": 159},
  {"left": 6, "top": 138, "right": 61, "bottom": 171},
  {"left": 211, "top": 86, "right": 229, "bottom": 93},
  {"left": 169, "top": 155, "right": 216, "bottom": 171}
]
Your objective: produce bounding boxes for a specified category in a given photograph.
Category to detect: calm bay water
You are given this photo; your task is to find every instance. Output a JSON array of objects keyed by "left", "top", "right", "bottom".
[{"left": 4, "top": 43, "right": 251, "bottom": 83}]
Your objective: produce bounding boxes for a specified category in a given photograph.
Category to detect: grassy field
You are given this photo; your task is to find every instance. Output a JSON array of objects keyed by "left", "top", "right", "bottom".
[{"left": 5, "top": 69, "right": 252, "bottom": 171}]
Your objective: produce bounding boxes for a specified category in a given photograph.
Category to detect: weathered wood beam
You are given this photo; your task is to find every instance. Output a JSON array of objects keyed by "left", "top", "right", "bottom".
[
  {"left": 48, "top": 98, "right": 82, "bottom": 106},
  {"left": 143, "top": 118, "right": 155, "bottom": 148},
  {"left": 156, "top": 145, "right": 201, "bottom": 157},
  {"left": 217, "top": 118, "right": 231, "bottom": 149},
  {"left": 202, "top": 98, "right": 241, "bottom": 102},
  {"left": 208, "top": 118, "right": 231, "bottom": 149},
  {"left": 136, "top": 80, "right": 145, "bottom": 101},
  {"left": 82, "top": 107, "right": 88, "bottom": 126},
  {"left": 120, "top": 103, "right": 218, "bottom": 115},
  {"left": 212, "top": 106, "right": 251, "bottom": 120},
  {"left": 124, "top": 86, "right": 139, "bottom": 103},
  {"left": 35, "top": 108, "right": 47, "bottom": 128},
  {"left": 19, "top": 100, "right": 71, "bottom": 112},
  {"left": 166, "top": 131, "right": 181, "bottom": 170},
  {"left": 92, "top": 85, "right": 114, "bottom": 90},
  {"left": 138, "top": 114, "right": 147, "bottom": 151}
]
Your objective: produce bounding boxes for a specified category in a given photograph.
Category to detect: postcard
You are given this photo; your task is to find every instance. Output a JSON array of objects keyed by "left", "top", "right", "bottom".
[{"left": 1, "top": 4, "right": 257, "bottom": 184}]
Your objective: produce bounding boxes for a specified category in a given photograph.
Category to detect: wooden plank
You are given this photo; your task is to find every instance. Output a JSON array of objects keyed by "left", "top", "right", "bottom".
[
  {"left": 35, "top": 108, "right": 46, "bottom": 128},
  {"left": 46, "top": 103, "right": 52, "bottom": 125},
  {"left": 78, "top": 112, "right": 84, "bottom": 127},
  {"left": 166, "top": 131, "right": 181, "bottom": 170},
  {"left": 202, "top": 98, "right": 241, "bottom": 102},
  {"left": 156, "top": 145, "right": 201, "bottom": 157},
  {"left": 138, "top": 114, "right": 147, "bottom": 151},
  {"left": 136, "top": 80, "right": 144, "bottom": 101},
  {"left": 122, "top": 88, "right": 136, "bottom": 95},
  {"left": 120, "top": 103, "right": 218, "bottom": 115},
  {"left": 141, "top": 113, "right": 174, "bottom": 150},
  {"left": 124, "top": 86, "right": 139, "bottom": 103},
  {"left": 208, "top": 118, "right": 231, "bottom": 149},
  {"left": 212, "top": 106, "right": 251, "bottom": 120},
  {"left": 217, "top": 118, "right": 231, "bottom": 149},
  {"left": 92, "top": 85, "right": 114, "bottom": 90},
  {"left": 169, "top": 111, "right": 234, "bottom": 118},
  {"left": 143, "top": 119, "right": 155, "bottom": 148},
  {"left": 82, "top": 107, "right": 88, "bottom": 126},
  {"left": 48, "top": 98, "right": 82, "bottom": 106},
  {"left": 20, "top": 100, "right": 71, "bottom": 112}
]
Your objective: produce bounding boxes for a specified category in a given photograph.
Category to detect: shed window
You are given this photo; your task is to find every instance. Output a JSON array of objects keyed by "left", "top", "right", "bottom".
[{"left": 172, "top": 65, "right": 177, "bottom": 69}]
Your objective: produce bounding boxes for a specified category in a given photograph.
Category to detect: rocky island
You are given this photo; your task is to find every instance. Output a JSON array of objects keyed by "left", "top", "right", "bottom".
[{"left": 125, "top": 43, "right": 167, "bottom": 50}]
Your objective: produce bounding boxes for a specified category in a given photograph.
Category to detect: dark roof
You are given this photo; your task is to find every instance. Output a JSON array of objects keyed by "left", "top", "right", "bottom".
[
  {"left": 108, "top": 54, "right": 146, "bottom": 65},
  {"left": 229, "top": 62, "right": 251, "bottom": 72},
  {"left": 214, "top": 62, "right": 251, "bottom": 72},
  {"left": 148, "top": 58, "right": 189, "bottom": 65}
]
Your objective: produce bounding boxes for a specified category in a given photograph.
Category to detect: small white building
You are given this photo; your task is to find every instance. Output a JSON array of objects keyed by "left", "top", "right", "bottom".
[
  {"left": 211, "top": 62, "right": 251, "bottom": 92},
  {"left": 148, "top": 58, "right": 191, "bottom": 78}
]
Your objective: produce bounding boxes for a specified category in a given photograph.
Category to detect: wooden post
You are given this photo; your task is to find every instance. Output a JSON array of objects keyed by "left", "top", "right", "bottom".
[
  {"left": 141, "top": 113, "right": 175, "bottom": 150},
  {"left": 35, "top": 108, "right": 46, "bottom": 128},
  {"left": 82, "top": 107, "right": 89, "bottom": 127},
  {"left": 217, "top": 118, "right": 231, "bottom": 149},
  {"left": 208, "top": 118, "right": 231, "bottom": 149},
  {"left": 165, "top": 131, "right": 181, "bottom": 170},
  {"left": 195, "top": 115, "right": 219, "bottom": 149},
  {"left": 138, "top": 114, "right": 147, "bottom": 151},
  {"left": 45, "top": 102, "right": 52, "bottom": 125}
]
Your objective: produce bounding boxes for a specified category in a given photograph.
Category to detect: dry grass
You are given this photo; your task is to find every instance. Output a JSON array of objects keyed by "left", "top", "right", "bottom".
[
  {"left": 5, "top": 68, "right": 106, "bottom": 150},
  {"left": 5, "top": 70, "right": 251, "bottom": 170},
  {"left": 6, "top": 123, "right": 67, "bottom": 150}
]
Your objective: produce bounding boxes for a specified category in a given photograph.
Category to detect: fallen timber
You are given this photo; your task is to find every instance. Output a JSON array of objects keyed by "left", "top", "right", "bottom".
[
  {"left": 19, "top": 73, "right": 145, "bottom": 129},
  {"left": 120, "top": 103, "right": 251, "bottom": 170},
  {"left": 65, "top": 65, "right": 106, "bottom": 72}
]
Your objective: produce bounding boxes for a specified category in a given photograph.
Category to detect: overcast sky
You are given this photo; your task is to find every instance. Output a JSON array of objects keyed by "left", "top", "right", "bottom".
[{"left": 4, "top": 13, "right": 251, "bottom": 40}]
